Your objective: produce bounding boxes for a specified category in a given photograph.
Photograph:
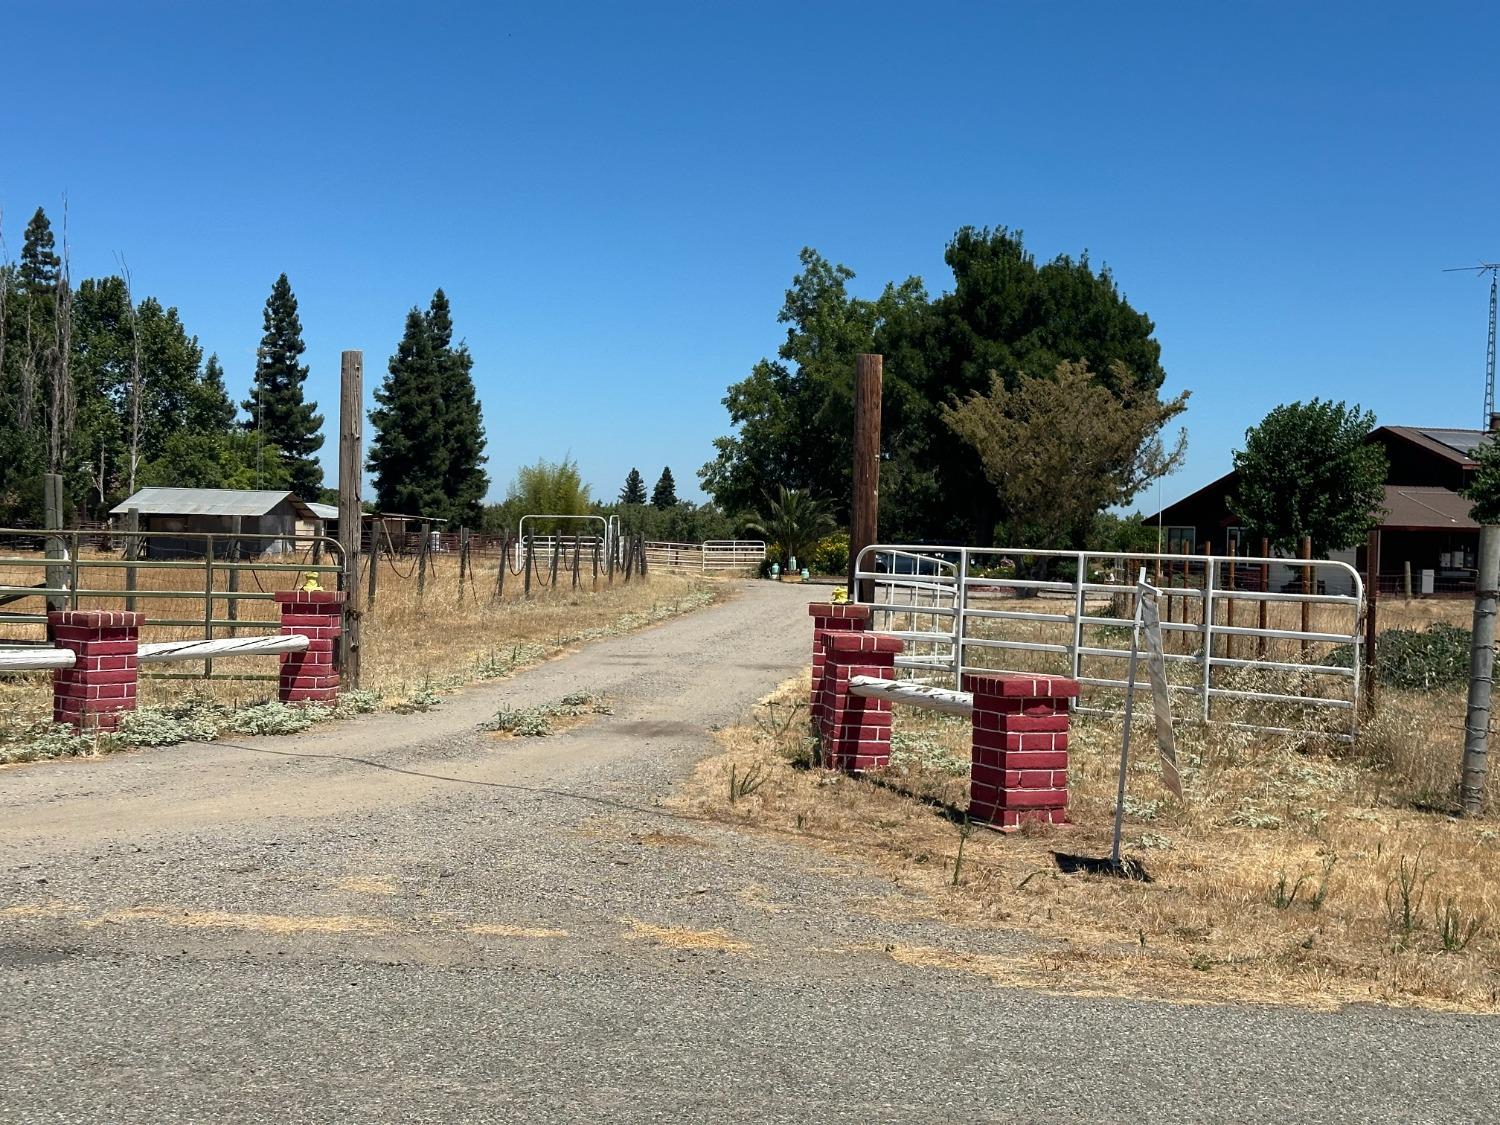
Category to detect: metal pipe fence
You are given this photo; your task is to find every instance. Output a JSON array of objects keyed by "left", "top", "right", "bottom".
[
  {"left": 0, "top": 527, "right": 345, "bottom": 682},
  {"left": 854, "top": 544, "right": 1365, "bottom": 741}
]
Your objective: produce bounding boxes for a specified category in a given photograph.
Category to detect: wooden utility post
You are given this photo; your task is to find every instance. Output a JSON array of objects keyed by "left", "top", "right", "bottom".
[
  {"left": 847, "top": 353, "right": 883, "bottom": 603},
  {"left": 338, "top": 350, "right": 364, "bottom": 688},
  {"left": 1364, "top": 528, "right": 1381, "bottom": 715}
]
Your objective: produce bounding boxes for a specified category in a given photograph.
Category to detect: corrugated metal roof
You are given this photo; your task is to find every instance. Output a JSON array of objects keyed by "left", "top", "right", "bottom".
[
  {"left": 307, "top": 502, "right": 339, "bottom": 520},
  {"left": 109, "top": 488, "right": 320, "bottom": 521},
  {"left": 1381, "top": 485, "right": 1478, "bottom": 531}
]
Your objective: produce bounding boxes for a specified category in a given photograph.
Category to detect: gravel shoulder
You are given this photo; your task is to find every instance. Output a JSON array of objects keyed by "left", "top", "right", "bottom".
[{"left": 3, "top": 580, "right": 1498, "bottom": 1123}]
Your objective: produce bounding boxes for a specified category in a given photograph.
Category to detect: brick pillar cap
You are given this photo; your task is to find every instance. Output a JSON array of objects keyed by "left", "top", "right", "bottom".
[
  {"left": 48, "top": 610, "right": 145, "bottom": 629},
  {"left": 824, "top": 631, "right": 903, "bottom": 655},
  {"left": 808, "top": 602, "right": 872, "bottom": 620},
  {"left": 962, "top": 672, "right": 1080, "bottom": 699},
  {"left": 273, "top": 590, "right": 346, "bottom": 607}
]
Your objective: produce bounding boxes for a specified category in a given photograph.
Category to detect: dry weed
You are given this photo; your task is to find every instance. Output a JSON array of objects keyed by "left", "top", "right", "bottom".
[{"left": 678, "top": 673, "right": 1500, "bottom": 1011}]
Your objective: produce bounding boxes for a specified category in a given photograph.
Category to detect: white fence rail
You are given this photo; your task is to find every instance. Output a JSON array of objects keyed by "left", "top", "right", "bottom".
[{"left": 854, "top": 544, "right": 1364, "bottom": 740}]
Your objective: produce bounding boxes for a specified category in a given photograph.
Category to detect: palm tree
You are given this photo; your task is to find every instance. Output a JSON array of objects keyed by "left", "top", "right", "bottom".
[{"left": 745, "top": 487, "right": 836, "bottom": 568}]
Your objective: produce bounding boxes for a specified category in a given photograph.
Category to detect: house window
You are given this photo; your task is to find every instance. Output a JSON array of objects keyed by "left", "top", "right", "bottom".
[
  {"left": 1226, "top": 526, "right": 1248, "bottom": 557},
  {"left": 1165, "top": 526, "right": 1196, "bottom": 555}
]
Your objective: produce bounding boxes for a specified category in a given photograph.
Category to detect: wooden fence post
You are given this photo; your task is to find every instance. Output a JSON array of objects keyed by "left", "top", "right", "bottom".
[
  {"left": 550, "top": 537, "right": 560, "bottom": 588},
  {"left": 125, "top": 506, "right": 140, "bottom": 613},
  {"left": 227, "top": 516, "right": 241, "bottom": 637},
  {"left": 366, "top": 518, "right": 379, "bottom": 610},
  {"left": 524, "top": 536, "right": 534, "bottom": 597},
  {"left": 43, "top": 472, "right": 65, "bottom": 616},
  {"left": 572, "top": 535, "right": 581, "bottom": 589},
  {"left": 417, "top": 523, "right": 430, "bottom": 599}
]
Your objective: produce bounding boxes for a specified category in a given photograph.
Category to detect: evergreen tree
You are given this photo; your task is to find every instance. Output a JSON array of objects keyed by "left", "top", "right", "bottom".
[
  {"left": 651, "top": 466, "right": 677, "bottom": 509},
  {"left": 189, "top": 354, "right": 238, "bottom": 433},
  {"left": 425, "top": 289, "right": 488, "bottom": 525},
  {"left": 243, "top": 274, "right": 323, "bottom": 496},
  {"left": 368, "top": 308, "right": 447, "bottom": 516},
  {"left": 19, "top": 208, "right": 60, "bottom": 295},
  {"left": 619, "top": 467, "right": 647, "bottom": 505}
]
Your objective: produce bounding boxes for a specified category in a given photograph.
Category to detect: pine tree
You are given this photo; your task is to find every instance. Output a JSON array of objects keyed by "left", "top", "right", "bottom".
[
  {"left": 368, "top": 308, "right": 448, "bottom": 516},
  {"left": 425, "top": 290, "right": 488, "bottom": 525},
  {"left": 19, "top": 208, "right": 60, "bottom": 292},
  {"left": 190, "top": 354, "right": 238, "bottom": 433},
  {"left": 243, "top": 274, "right": 323, "bottom": 496},
  {"left": 651, "top": 466, "right": 677, "bottom": 509},
  {"left": 619, "top": 467, "right": 647, "bottom": 505}
]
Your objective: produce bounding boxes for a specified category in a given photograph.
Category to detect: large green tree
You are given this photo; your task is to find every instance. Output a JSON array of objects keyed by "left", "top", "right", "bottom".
[
  {"left": 367, "top": 291, "right": 488, "bottom": 526},
  {"left": 368, "top": 308, "right": 447, "bottom": 517},
  {"left": 425, "top": 290, "right": 488, "bottom": 525},
  {"left": 942, "top": 360, "right": 1188, "bottom": 548},
  {"left": 651, "top": 466, "right": 677, "bottom": 509},
  {"left": 619, "top": 467, "right": 647, "bottom": 505},
  {"left": 1229, "top": 399, "right": 1388, "bottom": 554},
  {"left": 701, "top": 229, "right": 1170, "bottom": 544},
  {"left": 243, "top": 274, "right": 323, "bottom": 497}
]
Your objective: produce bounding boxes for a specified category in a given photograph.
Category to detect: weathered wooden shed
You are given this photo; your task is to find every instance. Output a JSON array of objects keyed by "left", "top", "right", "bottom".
[{"left": 109, "top": 488, "right": 324, "bottom": 559}]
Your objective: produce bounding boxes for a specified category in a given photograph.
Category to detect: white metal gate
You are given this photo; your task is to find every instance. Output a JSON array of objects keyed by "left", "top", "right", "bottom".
[{"left": 854, "top": 545, "right": 1364, "bottom": 740}]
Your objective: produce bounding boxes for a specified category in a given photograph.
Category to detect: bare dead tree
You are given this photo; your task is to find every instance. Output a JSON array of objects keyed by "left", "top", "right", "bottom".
[
  {"left": 119, "top": 255, "right": 143, "bottom": 495},
  {"left": 46, "top": 198, "right": 75, "bottom": 476}
]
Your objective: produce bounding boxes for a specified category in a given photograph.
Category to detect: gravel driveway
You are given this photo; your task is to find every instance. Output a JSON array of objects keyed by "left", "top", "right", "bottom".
[{"left": 2, "top": 580, "right": 1497, "bottom": 1123}]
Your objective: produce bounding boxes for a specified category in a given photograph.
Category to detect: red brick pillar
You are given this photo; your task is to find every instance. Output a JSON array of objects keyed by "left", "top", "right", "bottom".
[
  {"left": 808, "top": 602, "right": 871, "bottom": 725},
  {"left": 48, "top": 610, "right": 143, "bottom": 732},
  {"left": 964, "top": 672, "right": 1079, "bottom": 829},
  {"left": 274, "top": 591, "right": 345, "bottom": 704},
  {"left": 819, "top": 632, "right": 903, "bottom": 771}
]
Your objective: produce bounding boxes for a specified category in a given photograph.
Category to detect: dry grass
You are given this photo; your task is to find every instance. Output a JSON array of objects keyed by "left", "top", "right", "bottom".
[
  {"left": 0, "top": 544, "right": 718, "bottom": 729},
  {"left": 678, "top": 674, "right": 1500, "bottom": 1011}
]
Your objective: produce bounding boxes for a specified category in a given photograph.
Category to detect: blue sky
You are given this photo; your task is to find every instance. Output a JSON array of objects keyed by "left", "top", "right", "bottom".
[{"left": 4, "top": 1, "right": 1498, "bottom": 511}]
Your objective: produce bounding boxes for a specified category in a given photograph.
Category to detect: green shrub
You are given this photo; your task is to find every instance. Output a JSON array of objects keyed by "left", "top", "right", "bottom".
[{"left": 810, "top": 534, "right": 850, "bottom": 577}]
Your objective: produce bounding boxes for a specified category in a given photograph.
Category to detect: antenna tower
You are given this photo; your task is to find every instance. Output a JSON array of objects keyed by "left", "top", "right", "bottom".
[{"left": 1445, "top": 262, "right": 1500, "bottom": 427}]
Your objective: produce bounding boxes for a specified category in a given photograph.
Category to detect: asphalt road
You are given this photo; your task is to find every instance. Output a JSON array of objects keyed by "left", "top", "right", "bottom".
[{"left": 2, "top": 580, "right": 1497, "bottom": 1123}]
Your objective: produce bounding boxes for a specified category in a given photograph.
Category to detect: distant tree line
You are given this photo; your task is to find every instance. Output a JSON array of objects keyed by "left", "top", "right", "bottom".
[{"left": 0, "top": 204, "right": 489, "bottom": 529}]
